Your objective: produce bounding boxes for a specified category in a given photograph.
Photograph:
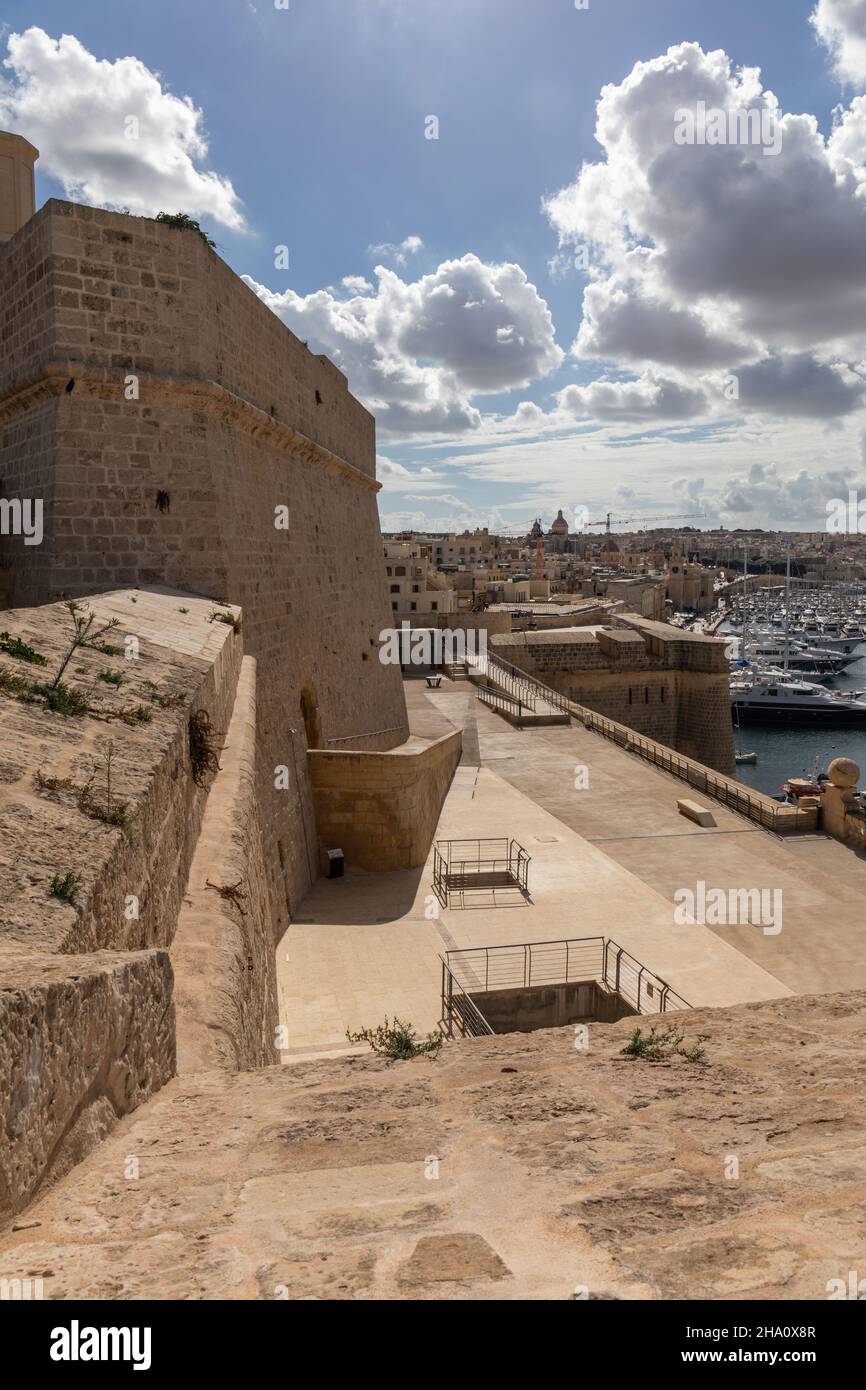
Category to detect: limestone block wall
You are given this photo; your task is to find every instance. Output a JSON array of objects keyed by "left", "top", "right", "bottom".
[
  {"left": 307, "top": 729, "right": 462, "bottom": 871},
  {"left": 493, "top": 622, "right": 735, "bottom": 775},
  {"left": 0, "top": 947, "right": 174, "bottom": 1217},
  {"left": 0, "top": 590, "right": 278, "bottom": 1217},
  {"left": 0, "top": 200, "right": 408, "bottom": 920},
  {"left": 171, "top": 656, "right": 279, "bottom": 1073},
  {"left": 0, "top": 592, "right": 239, "bottom": 954}
]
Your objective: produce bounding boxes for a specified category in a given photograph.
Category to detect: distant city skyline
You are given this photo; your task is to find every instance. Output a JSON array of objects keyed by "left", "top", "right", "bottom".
[{"left": 3, "top": 0, "right": 866, "bottom": 530}]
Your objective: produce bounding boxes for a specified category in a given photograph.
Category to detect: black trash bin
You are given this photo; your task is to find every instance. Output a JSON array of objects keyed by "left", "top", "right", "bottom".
[{"left": 327, "top": 848, "right": 345, "bottom": 879}]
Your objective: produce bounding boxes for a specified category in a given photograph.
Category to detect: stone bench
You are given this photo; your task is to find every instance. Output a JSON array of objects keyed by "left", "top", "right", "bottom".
[{"left": 677, "top": 798, "right": 716, "bottom": 828}]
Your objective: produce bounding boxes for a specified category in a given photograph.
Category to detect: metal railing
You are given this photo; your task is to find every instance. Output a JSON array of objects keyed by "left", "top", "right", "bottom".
[
  {"left": 576, "top": 709, "right": 817, "bottom": 833},
  {"left": 466, "top": 648, "right": 571, "bottom": 717},
  {"left": 441, "top": 935, "right": 690, "bottom": 1034},
  {"left": 439, "top": 958, "right": 494, "bottom": 1038},
  {"left": 476, "top": 684, "right": 532, "bottom": 726},
  {"left": 469, "top": 640, "right": 815, "bottom": 835},
  {"left": 433, "top": 837, "right": 531, "bottom": 907}
]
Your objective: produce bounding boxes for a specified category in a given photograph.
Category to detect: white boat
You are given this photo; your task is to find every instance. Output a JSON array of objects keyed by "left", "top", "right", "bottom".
[
  {"left": 740, "top": 636, "right": 856, "bottom": 676},
  {"left": 731, "top": 676, "right": 866, "bottom": 723}
]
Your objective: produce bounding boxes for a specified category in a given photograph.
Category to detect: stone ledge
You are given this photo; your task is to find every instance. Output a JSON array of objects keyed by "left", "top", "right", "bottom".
[{"left": 0, "top": 946, "right": 175, "bottom": 1219}]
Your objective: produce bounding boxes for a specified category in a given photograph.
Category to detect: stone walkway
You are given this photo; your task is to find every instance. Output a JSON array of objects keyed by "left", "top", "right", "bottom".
[{"left": 276, "top": 683, "right": 793, "bottom": 1059}]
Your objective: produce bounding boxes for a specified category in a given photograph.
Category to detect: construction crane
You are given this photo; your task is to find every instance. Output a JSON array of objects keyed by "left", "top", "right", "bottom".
[{"left": 585, "top": 511, "right": 704, "bottom": 536}]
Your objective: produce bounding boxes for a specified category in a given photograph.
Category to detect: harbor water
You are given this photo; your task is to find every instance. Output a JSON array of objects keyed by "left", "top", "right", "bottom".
[{"left": 732, "top": 649, "right": 866, "bottom": 797}]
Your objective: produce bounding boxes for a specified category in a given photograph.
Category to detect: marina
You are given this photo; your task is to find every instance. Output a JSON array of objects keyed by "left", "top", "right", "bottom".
[{"left": 697, "top": 572, "right": 866, "bottom": 797}]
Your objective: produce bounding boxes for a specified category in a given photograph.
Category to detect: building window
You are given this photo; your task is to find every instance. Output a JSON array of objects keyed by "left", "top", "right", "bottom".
[
  {"left": 395, "top": 566, "right": 406, "bottom": 576},
  {"left": 645, "top": 687, "right": 649, "bottom": 703},
  {"left": 431, "top": 601, "right": 438, "bottom": 611},
  {"left": 390, "top": 584, "right": 400, "bottom": 593},
  {"left": 412, "top": 584, "right": 420, "bottom": 593},
  {"left": 410, "top": 602, "right": 417, "bottom": 612},
  {"left": 391, "top": 601, "right": 398, "bottom": 610},
  {"left": 628, "top": 688, "right": 632, "bottom": 704}
]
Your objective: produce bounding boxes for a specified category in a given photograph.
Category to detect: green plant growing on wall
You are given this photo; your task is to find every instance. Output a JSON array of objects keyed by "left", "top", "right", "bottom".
[
  {"left": 0, "top": 668, "right": 30, "bottom": 697},
  {"left": 0, "top": 632, "right": 47, "bottom": 665},
  {"left": 345, "top": 1016, "right": 443, "bottom": 1061},
  {"left": 98, "top": 669, "right": 124, "bottom": 687},
  {"left": 37, "top": 748, "right": 129, "bottom": 828},
  {"left": 620, "top": 1025, "right": 708, "bottom": 1063},
  {"left": 119, "top": 704, "right": 152, "bottom": 725},
  {"left": 35, "top": 682, "right": 90, "bottom": 717},
  {"left": 155, "top": 211, "right": 216, "bottom": 248},
  {"left": 49, "top": 602, "right": 121, "bottom": 690},
  {"left": 78, "top": 740, "right": 128, "bottom": 827},
  {"left": 50, "top": 871, "right": 82, "bottom": 904}
]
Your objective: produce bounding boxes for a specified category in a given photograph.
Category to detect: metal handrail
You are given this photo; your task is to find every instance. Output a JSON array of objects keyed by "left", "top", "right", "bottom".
[
  {"left": 443, "top": 935, "right": 691, "bottom": 1016},
  {"left": 466, "top": 648, "right": 570, "bottom": 716},
  {"left": 477, "top": 685, "right": 530, "bottom": 727},
  {"left": 472, "top": 645, "right": 815, "bottom": 835},
  {"left": 439, "top": 958, "right": 494, "bottom": 1038},
  {"left": 576, "top": 706, "right": 816, "bottom": 834},
  {"left": 433, "top": 837, "right": 531, "bottom": 907}
]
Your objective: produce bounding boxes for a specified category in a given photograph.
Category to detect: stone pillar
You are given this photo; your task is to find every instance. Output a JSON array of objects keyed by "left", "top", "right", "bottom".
[
  {"left": 821, "top": 756, "right": 860, "bottom": 842},
  {"left": 0, "top": 131, "right": 39, "bottom": 243}
]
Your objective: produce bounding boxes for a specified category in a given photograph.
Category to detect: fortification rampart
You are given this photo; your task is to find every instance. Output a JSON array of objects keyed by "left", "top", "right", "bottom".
[
  {"left": 492, "top": 618, "right": 735, "bottom": 774},
  {"left": 0, "top": 198, "right": 409, "bottom": 923},
  {"left": 0, "top": 590, "right": 277, "bottom": 1216},
  {"left": 307, "top": 729, "right": 462, "bottom": 871}
]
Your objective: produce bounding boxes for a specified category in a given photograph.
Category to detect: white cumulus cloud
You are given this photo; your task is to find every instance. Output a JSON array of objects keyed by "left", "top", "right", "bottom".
[
  {"left": 812, "top": 0, "right": 866, "bottom": 87},
  {"left": 367, "top": 234, "right": 424, "bottom": 266},
  {"left": 0, "top": 27, "right": 244, "bottom": 229},
  {"left": 244, "top": 253, "right": 563, "bottom": 439},
  {"left": 543, "top": 42, "right": 866, "bottom": 424}
]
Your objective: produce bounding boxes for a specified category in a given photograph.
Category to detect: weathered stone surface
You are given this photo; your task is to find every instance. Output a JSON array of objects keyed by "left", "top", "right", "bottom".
[
  {"left": 0, "top": 590, "right": 237, "bottom": 954},
  {"left": 0, "top": 989, "right": 863, "bottom": 1299},
  {"left": 398, "top": 1233, "right": 511, "bottom": 1285},
  {"left": 0, "top": 947, "right": 175, "bottom": 1216},
  {"left": 0, "top": 199, "right": 409, "bottom": 920},
  {"left": 172, "top": 656, "right": 278, "bottom": 1072}
]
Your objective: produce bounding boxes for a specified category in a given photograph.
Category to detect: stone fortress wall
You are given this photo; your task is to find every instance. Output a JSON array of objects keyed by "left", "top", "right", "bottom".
[
  {"left": 0, "top": 197, "right": 410, "bottom": 929},
  {"left": 0, "top": 590, "right": 279, "bottom": 1215},
  {"left": 492, "top": 615, "right": 735, "bottom": 775},
  {"left": 0, "top": 183, "right": 455, "bottom": 1219}
]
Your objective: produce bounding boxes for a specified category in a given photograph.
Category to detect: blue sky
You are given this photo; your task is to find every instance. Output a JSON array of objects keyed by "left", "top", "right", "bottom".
[{"left": 3, "top": 0, "right": 866, "bottom": 533}]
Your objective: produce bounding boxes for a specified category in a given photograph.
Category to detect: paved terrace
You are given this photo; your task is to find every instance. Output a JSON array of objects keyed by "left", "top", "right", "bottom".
[{"left": 277, "top": 678, "right": 802, "bottom": 1059}]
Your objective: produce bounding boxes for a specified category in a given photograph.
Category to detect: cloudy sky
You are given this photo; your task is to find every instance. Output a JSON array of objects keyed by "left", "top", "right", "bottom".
[{"left": 3, "top": 0, "right": 866, "bottom": 532}]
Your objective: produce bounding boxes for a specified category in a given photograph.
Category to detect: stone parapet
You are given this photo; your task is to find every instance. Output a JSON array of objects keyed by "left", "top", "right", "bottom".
[{"left": 307, "top": 730, "right": 462, "bottom": 871}]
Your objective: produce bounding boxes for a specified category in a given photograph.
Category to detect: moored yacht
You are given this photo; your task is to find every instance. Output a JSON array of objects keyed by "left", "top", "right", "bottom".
[{"left": 731, "top": 676, "right": 866, "bottom": 723}]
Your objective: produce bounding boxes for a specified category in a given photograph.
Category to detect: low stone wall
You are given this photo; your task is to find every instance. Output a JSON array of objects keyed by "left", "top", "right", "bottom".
[
  {"left": 0, "top": 947, "right": 174, "bottom": 1217},
  {"left": 171, "top": 656, "right": 279, "bottom": 1073},
  {"left": 820, "top": 760, "right": 866, "bottom": 850},
  {"left": 474, "top": 981, "right": 636, "bottom": 1034},
  {"left": 307, "top": 729, "right": 462, "bottom": 871},
  {"left": 574, "top": 705, "right": 816, "bottom": 834},
  {"left": 0, "top": 590, "right": 240, "bottom": 954},
  {"left": 0, "top": 589, "right": 277, "bottom": 1219}
]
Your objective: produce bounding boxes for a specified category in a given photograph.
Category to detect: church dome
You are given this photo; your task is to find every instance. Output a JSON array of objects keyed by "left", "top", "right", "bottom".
[{"left": 549, "top": 508, "right": 569, "bottom": 535}]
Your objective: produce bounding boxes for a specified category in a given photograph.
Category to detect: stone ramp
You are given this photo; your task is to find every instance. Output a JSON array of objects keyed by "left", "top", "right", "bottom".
[{"left": 1, "top": 990, "right": 864, "bottom": 1300}]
